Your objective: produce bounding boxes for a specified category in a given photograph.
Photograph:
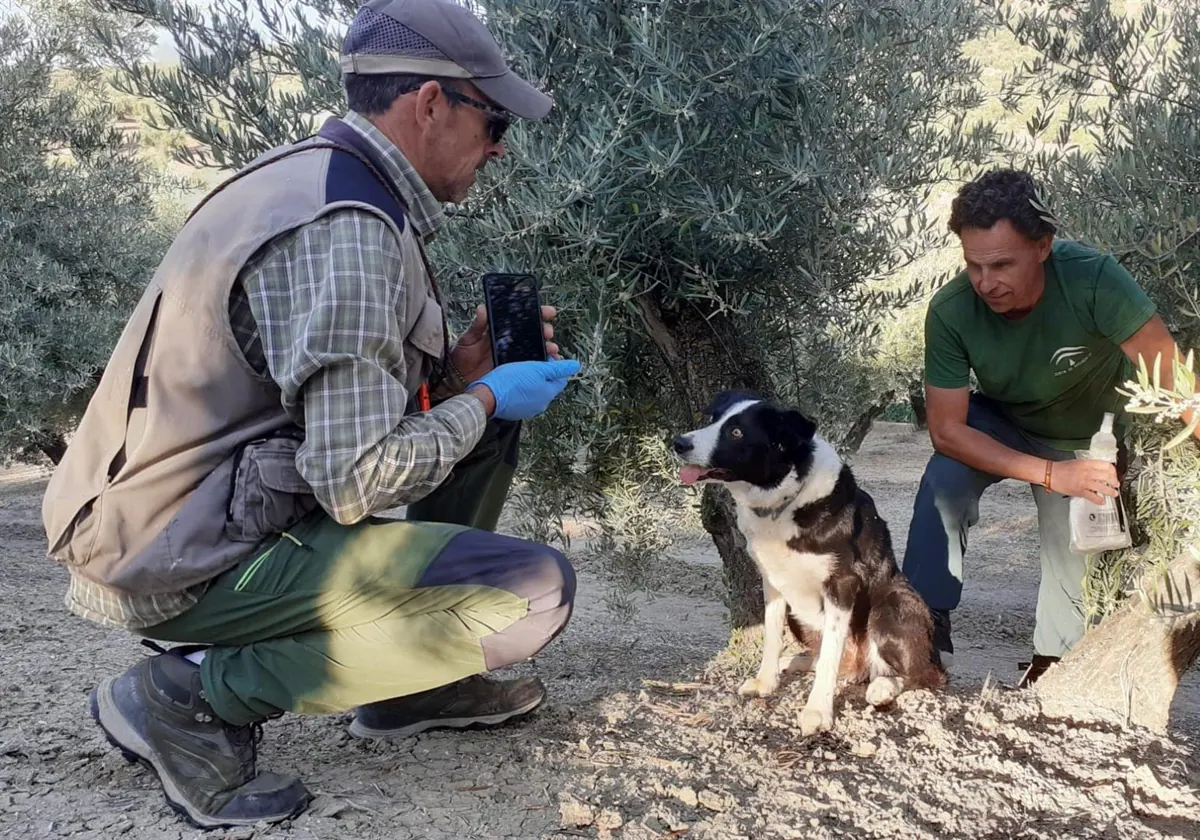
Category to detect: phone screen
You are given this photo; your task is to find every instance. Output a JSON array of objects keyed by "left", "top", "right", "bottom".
[{"left": 483, "top": 273, "right": 547, "bottom": 367}]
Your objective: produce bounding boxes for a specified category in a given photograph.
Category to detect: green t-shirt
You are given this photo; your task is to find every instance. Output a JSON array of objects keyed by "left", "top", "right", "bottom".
[{"left": 924, "top": 239, "right": 1156, "bottom": 451}]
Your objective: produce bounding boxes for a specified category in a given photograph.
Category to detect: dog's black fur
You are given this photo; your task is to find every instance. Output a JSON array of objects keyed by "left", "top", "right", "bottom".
[{"left": 675, "top": 390, "right": 945, "bottom": 713}]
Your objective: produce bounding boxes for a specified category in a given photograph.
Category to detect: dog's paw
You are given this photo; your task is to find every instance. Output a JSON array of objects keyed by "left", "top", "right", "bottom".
[
  {"left": 799, "top": 705, "right": 833, "bottom": 736},
  {"left": 866, "top": 676, "right": 904, "bottom": 707},
  {"left": 738, "top": 675, "right": 779, "bottom": 698}
]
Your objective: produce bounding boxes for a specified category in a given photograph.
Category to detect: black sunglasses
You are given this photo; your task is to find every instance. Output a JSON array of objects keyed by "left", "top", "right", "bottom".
[
  {"left": 441, "top": 88, "right": 512, "bottom": 144},
  {"left": 398, "top": 81, "right": 513, "bottom": 144},
  {"left": 398, "top": 81, "right": 511, "bottom": 143}
]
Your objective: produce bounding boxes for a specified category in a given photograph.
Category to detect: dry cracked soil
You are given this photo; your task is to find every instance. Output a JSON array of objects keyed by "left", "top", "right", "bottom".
[{"left": 1, "top": 422, "right": 1197, "bottom": 840}]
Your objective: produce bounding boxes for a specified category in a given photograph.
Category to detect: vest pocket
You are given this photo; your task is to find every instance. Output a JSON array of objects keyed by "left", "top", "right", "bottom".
[
  {"left": 407, "top": 294, "right": 446, "bottom": 359},
  {"left": 402, "top": 295, "right": 449, "bottom": 403},
  {"left": 225, "top": 435, "right": 319, "bottom": 544}
]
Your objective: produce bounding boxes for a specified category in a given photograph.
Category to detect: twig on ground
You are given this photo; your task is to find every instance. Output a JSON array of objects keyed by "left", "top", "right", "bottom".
[{"left": 641, "top": 679, "right": 708, "bottom": 695}]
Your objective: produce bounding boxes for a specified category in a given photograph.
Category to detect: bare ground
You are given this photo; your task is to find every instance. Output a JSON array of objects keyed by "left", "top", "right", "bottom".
[{"left": 1, "top": 422, "right": 1197, "bottom": 840}]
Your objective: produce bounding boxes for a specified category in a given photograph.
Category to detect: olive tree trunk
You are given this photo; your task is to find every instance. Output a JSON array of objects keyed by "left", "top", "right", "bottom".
[
  {"left": 908, "top": 380, "right": 928, "bottom": 430},
  {"left": 36, "top": 432, "right": 68, "bottom": 465},
  {"left": 842, "top": 389, "right": 895, "bottom": 454},
  {"left": 637, "top": 298, "right": 773, "bottom": 628},
  {"left": 1036, "top": 549, "right": 1200, "bottom": 733}
]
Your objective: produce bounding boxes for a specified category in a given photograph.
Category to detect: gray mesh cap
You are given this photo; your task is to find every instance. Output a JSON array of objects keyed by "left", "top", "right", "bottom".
[{"left": 341, "top": 0, "right": 552, "bottom": 120}]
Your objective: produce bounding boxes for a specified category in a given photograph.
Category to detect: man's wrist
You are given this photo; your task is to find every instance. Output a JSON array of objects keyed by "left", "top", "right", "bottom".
[
  {"left": 1006, "top": 452, "right": 1052, "bottom": 487},
  {"left": 467, "top": 383, "right": 497, "bottom": 417}
]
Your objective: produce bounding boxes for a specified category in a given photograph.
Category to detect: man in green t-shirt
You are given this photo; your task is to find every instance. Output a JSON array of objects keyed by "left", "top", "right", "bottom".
[{"left": 901, "top": 167, "right": 1197, "bottom": 686}]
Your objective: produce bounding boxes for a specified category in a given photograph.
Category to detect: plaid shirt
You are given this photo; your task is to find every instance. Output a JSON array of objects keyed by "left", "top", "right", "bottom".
[{"left": 65, "top": 111, "right": 487, "bottom": 630}]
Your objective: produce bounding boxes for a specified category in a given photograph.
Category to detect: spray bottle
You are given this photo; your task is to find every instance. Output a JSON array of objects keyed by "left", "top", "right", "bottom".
[{"left": 1068, "top": 412, "right": 1132, "bottom": 553}]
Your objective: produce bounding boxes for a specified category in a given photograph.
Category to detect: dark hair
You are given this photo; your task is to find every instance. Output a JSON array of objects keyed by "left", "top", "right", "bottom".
[
  {"left": 344, "top": 73, "right": 462, "bottom": 116},
  {"left": 948, "top": 168, "right": 1056, "bottom": 240}
]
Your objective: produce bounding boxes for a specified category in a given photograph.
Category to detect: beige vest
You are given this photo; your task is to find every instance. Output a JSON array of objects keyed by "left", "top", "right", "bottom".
[{"left": 42, "top": 123, "right": 446, "bottom": 599}]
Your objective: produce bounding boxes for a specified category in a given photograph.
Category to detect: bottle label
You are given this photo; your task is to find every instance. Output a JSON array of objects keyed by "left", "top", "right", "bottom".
[
  {"left": 1085, "top": 501, "right": 1123, "bottom": 535},
  {"left": 1069, "top": 441, "right": 1131, "bottom": 552},
  {"left": 1070, "top": 496, "right": 1132, "bottom": 552}
]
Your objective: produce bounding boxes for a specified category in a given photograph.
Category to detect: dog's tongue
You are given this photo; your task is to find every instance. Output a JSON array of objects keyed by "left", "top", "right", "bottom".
[{"left": 680, "top": 465, "right": 706, "bottom": 485}]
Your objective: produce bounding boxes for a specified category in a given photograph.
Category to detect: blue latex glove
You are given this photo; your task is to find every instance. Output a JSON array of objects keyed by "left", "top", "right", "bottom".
[{"left": 469, "top": 359, "right": 581, "bottom": 421}]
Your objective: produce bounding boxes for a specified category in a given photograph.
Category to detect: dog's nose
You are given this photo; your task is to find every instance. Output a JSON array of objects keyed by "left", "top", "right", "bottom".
[{"left": 673, "top": 436, "right": 693, "bottom": 455}]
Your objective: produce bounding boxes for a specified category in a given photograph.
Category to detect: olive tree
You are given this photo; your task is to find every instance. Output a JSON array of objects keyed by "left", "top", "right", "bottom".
[
  {"left": 0, "top": 5, "right": 174, "bottom": 464},
  {"left": 99, "top": 0, "right": 995, "bottom": 625}
]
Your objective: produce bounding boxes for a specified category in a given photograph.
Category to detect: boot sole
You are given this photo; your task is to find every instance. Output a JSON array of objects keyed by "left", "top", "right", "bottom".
[
  {"left": 89, "top": 679, "right": 308, "bottom": 829},
  {"left": 346, "top": 693, "right": 545, "bottom": 740}
]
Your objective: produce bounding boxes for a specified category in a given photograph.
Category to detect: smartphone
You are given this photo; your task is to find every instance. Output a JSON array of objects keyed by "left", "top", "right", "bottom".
[{"left": 482, "top": 272, "right": 547, "bottom": 367}]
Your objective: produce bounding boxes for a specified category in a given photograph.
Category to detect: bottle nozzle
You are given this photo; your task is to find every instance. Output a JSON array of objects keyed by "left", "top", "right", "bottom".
[{"left": 1100, "top": 412, "right": 1114, "bottom": 434}]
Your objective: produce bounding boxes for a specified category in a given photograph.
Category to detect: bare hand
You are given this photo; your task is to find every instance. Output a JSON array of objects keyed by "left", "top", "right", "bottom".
[
  {"left": 1050, "top": 459, "right": 1119, "bottom": 505},
  {"left": 449, "top": 303, "right": 560, "bottom": 384}
]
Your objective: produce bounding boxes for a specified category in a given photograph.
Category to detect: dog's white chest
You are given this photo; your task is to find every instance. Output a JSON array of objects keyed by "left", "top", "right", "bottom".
[{"left": 742, "top": 520, "right": 831, "bottom": 629}]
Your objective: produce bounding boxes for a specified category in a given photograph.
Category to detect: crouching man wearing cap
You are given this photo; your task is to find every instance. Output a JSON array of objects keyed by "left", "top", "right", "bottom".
[{"left": 41, "top": 0, "right": 579, "bottom": 827}]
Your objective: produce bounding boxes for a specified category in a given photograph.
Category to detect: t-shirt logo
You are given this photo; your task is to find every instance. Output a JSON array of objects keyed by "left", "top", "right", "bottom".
[{"left": 1051, "top": 345, "right": 1092, "bottom": 376}]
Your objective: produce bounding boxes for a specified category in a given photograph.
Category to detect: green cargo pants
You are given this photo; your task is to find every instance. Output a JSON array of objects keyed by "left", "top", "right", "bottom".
[{"left": 140, "top": 420, "right": 576, "bottom": 726}]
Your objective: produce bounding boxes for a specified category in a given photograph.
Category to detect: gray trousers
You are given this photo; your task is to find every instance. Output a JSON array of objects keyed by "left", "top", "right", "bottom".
[{"left": 900, "top": 393, "right": 1119, "bottom": 658}]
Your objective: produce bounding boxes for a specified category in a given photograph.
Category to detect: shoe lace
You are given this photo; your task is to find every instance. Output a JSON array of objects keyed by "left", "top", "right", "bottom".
[
  {"left": 140, "top": 640, "right": 269, "bottom": 785},
  {"left": 226, "top": 721, "right": 264, "bottom": 779}
]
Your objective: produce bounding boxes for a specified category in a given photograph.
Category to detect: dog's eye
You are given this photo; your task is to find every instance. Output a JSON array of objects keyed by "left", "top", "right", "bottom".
[{"left": 730, "top": 427, "right": 743, "bottom": 439}]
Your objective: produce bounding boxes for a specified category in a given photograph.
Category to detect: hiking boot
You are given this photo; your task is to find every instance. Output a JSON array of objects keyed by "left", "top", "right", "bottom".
[
  {"left": 932, "top": 608, "right": 954, "bottom": 671},
  {"left": 1016, "top": 654, "right": 1060, "bottom": 689},
  {"left": 89, "top": 648, "right": 311, "bottom": 828},
  {"left": 348, "top": 674, "right": 546, "bottom": 739}
]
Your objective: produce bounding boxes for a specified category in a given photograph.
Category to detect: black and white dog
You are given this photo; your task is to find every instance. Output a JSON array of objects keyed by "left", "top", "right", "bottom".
[{"left": 674, "top": 390, "right": 946, "bottom": 736}]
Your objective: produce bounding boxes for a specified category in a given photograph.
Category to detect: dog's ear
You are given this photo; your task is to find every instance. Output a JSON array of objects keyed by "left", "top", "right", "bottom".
[
  {"left": 702, "top": 389, "right": 761, "bottom": 420},
  {"left": 765, "top": 407, "right": 817, "bottom": 452}
]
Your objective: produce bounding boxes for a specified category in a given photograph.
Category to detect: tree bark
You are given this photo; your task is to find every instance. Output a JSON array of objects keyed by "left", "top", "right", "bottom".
[
  {"left": 636, "top": 297, "right": 774, "bottom": 629},
  {"left": 1036, "top": 549, "right": 1200, "bottom": 733},
  {"left": 700, "top": 482, "right": 764, "bottom": 627},
  {"left": 908, "top": 380, "right": 927, "bottom": 430},
  {"left": 842, "top": 389, "right": 894, "bottom": 454},
  {"left": 28, "top": 430, "right": 68, "bottom": 465}
]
